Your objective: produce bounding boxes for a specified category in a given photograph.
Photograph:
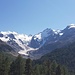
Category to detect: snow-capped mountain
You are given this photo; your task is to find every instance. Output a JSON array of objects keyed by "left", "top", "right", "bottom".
[
  {"left": 0, "top": 31, "right": 33, "bottom": 55},
  {"left": 29, "top": 28, "right": 61, "bottom": 48},
  {"left": 0, "top": 31, "right": 32, "bottom": 45},
  {"left": 0, "top": 24, "right": 75, "bottom": 59},
  {"left": 30, "top": 24, "right": 75, "bottom": 59}
]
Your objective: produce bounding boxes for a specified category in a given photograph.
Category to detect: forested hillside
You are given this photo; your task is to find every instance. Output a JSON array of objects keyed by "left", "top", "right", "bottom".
[
  {"left": 0, "top": 52, "right": 69, "bottom": 75},
  {"left": 39, "top": 42, "right": 75, "bottom": 75}
]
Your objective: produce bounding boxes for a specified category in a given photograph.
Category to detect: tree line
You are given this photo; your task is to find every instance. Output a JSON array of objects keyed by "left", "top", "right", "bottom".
[{"left": 0, "top": 53, "right": 69, "bottom": 75}]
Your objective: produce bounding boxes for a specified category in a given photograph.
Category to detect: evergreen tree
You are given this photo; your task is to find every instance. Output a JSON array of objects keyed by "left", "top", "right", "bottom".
[
  {"left": 62, "top": 66, "right": 68, "bottom": 75},
  {"left": 33, "top": 64, "right": 40, "bottom": 75},
  {"left": 43, "top": 60, "right": 51, "bottom": 75},
  {"left": 0, "top": 53, "right": 10, "bottom": 75},
  {"left": 25, "top": 58, "right": 32, "bottom": 75},
  {"left": 3, "top": 57, "right": 10, "bottom": 75},
  {"left": 0, "top": 53, "right": 3, "bottom": 75},
  {"left": 56, "top": 65, "right": 61, "bottom": 75},
  {"left": 51, "top": 60, "right": 58, "bottom": 75},
  {"left": 0, "top": 55, "right": 5, "bottom": 75},
  {"left": 10, "top": 54, "right": 24, "bottom": 75},
  {"left": 39, "top": 65, "right": 45, "bottom": 75}
]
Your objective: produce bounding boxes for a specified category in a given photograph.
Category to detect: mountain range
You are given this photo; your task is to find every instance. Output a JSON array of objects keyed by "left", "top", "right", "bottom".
[{"left": 0, "top": 24, "right": 75, "bottom": 59}]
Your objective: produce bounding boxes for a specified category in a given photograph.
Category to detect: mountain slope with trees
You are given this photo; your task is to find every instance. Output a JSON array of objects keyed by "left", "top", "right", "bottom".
[
  {"left": 0, "top": 53, "right": 69, "bottom": 75},
  {"left": 39, "top": 42, "right": 75, "bottom": 74}
]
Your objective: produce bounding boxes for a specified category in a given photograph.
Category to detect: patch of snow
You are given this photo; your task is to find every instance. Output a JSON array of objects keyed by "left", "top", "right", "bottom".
[
  {"left": 34, "top": 33, "right": 42, "bottom": 40},
  {"left": 59, "top": 33, "right": 63, "bottom": 36},
  {"left": 18, "top": 47, "right": 38, "bottom": 56},
  {"left": 68, "top": 24, "right": 75, "bottom": 29},
  {"left": 0, "top": 37, "right": 9, "bottom": 42},
  {"left": 15, "top": 34, "right": 32, "bottom": 44},
  {"left": 53, "top": 29, "right": 61, "bottom": 34}
]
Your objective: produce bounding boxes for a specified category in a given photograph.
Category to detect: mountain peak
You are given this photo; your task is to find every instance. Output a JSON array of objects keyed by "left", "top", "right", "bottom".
[
  {"left": 67, "top": 24, "right": 75, "bottom": 29},
  {"left": 43, "top": 28, "right": 52, "bottom": 32},
  {"left": 1, "top": 31, "right": 18, "bottom": 35},
  {"left": 53, "top": 29, "right": 61, "bottom": 34}
]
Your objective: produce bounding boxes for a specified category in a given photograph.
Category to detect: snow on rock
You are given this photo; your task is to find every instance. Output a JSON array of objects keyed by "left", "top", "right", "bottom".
[
  {"left": 0, "top": 31, "right": 33, "bottom": 55},
  {"left": 34, "top": 28, "right": 53, "bottom": 41},
  {"left": 68, "top": 24, "right": 75, "bottom": 29},
  {"left": 31, "top": 28, "right": 61, "bottom": 48},
  {"left": 0, "top": 31, "right": 32, "bottom": 45},
  {"left": 59, "top": 33, "right": 63, "bottom": 36},
  {"left": 18, "top": 47, "right": 38, "bottom": 56},
  {"left": 34, "top": 33, "right": 42, "bottom": 41},
  {"left": 33, "top": 28, "right": 52, "bottom": 43},
  {"left": 15, "top": 34, "right": 32, "bottom": 45},
  {"left": 53, "top": 29, "right": 61, "bottom": 34},
  {"left": 42, "top": 28, "right": 52, "bottom": 38}
]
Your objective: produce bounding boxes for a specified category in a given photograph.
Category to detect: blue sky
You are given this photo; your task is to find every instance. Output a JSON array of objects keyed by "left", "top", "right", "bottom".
[{"left": 0, "top": 0, "right": 75, "bottom": 35}]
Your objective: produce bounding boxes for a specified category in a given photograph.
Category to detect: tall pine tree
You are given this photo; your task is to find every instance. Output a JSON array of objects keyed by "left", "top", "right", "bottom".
[
  {"left": 0, "top": 53, "right": 10, "bottom": 75},
  {"left": 33, "top": 64, "right": 40, "bottom": 75},
  {"left": 25, "top": 58, "right": 32, "bottom": 75},
  {"left": 43, "top": 59, "right": 51, "bottom": 75},
  {"left": 10, "top": 54, "right": 24, "bottom": 75},
  {"left": 51, "top": 60, "right": 58, "bottom": 75},
  {"left": 62, "top": 66, "right": 68, "bottom": 75},
  {"left": 56, "top": 65, "right": 61, "bottom": 75}
]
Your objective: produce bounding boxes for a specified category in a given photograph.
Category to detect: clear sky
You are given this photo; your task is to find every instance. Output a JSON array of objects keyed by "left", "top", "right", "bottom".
[{"left": 0, "top": 0, "right": 75, "bottom": 35}]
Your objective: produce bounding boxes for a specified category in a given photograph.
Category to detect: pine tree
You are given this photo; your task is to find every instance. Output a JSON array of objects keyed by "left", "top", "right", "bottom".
[
  {"left": 0, "top": 53, "right": 3, "bottom": 75},
  {"left": 40, "top": 65, "right": 46, "bottom": 75},
  {"left": 10, "top": 54, "right": 24, "bottom": 75},
  {"left": 0, "top": 53, "right": 10, "bottom": 75},
  {"left": 0, "top": 54, "right": 4, "bottom": 75},
  {"left": 25, "top": 58, "right": 32, "bottom": 75},
  {"left": 43, "top": 59, "right": 51, "bottom": 75},
  {"left": 62, "top": 66, "right": 68, "bottom": 75},
  {"left": 33, "top": 64, "right": 40, "bottom": 75},
  {"left": 3, "top": 57, "right": 10, "bottom": 75},
  {"left": 56, "top": 65, "right": 61, "bottom": 75},
  {"left": 51, "top": 60, "right": 58, "bottom": 75}
]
